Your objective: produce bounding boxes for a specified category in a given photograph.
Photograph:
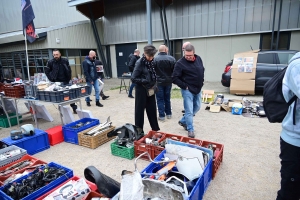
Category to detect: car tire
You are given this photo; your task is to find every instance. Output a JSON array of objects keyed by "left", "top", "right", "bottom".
[{"left": 84, "top": 166, "right": 120, "bottom": 198}]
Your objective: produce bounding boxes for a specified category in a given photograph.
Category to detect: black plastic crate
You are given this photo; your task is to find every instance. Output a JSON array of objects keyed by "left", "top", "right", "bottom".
[
  {"left": 49, "top": 91, "right": 64, "bottom": 103},
  {"left": 74, "top": 88, "right": 80, "bottom": 98},
  {"left": 38, "top": 91, "right": 45, "bottom": 101},
  {"left": 80, "top": 85, "right": 90, "bottom": 97},
  {"left": 69, "top": 89, "right": 75, "bottom": 100},
  {"left": 44, "top": 91, "right": 51, "bottom": 102}
]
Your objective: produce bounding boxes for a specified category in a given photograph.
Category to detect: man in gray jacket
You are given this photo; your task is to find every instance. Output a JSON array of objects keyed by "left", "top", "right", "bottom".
[
  {"left": 277, "top": 52, "right": 300, "bottom": 200},
  {"left": 154, "top": 45, "right": 176, "bottom": 121}
]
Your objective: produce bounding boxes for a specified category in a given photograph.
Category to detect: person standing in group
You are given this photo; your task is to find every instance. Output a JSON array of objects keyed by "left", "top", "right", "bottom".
[
  {"left": 154, "top": 44, "right": 176, "bottom": 121},
  {"left": 131, "top": 45, "right": 160, "bottom": 132},
  {"left": 128, "top": 49, "right": 140, "bottom": 98},
  {"left": 172, "top": 44, "right": 205, "bottom": 138},
  {"left": 45, "top": 49, "right": 77, "bottom": 114},
  {"left": 276, "top": 52, "right": 300, "bottom": 200},
  {"left": 95, "top": 59, "right": 109, "bottom": 100},
  {"left": 82, "top": 50, "right": 103, "bottom": 107}
]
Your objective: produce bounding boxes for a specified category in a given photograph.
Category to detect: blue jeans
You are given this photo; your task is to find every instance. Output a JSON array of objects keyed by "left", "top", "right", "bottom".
[
  {"left": 128, "top": 82, "right": 136, "bottom": 96},
  {"left": 156, "top": 85, "right": 172, "bottom": 118},
  {"left": 85, "top": 80, "right": 100, "bottom": 102},
  {"left": 179, "top": 89, "right": 201, "bottom": 132}
]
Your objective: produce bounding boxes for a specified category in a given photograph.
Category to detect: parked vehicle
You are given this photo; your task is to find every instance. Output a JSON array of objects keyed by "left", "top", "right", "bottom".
[{"left": 221, "top": 50, "right": 299, "bottom": 90}]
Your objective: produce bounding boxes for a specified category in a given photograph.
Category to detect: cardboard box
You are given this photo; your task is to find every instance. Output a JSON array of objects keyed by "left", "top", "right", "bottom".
[
  {"left": 210, "top": 104, "right": 221, "bottom": 113},
  {"left": 231, "top": 50, "right": 259, "bottom": 80},
  {"left": 230, "top": 79, "right": 255, "bottom": 95}
]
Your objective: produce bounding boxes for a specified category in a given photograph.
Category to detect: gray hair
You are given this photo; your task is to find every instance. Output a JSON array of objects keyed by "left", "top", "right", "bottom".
[
  {"left": 185, "top": 44, "right": 195, "bottom": 53},
  {"left": 144, "top": 44, "right": 157, "bottom": 57}
]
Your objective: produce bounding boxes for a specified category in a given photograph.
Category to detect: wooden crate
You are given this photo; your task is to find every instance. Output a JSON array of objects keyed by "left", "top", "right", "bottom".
[{"left": 78, "top": 125, "right": 116, "bottom": 149}]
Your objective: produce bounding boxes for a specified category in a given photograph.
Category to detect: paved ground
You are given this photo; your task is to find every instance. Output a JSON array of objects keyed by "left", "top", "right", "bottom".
[{"left": 0, "top": 79, "right": 281, "bottom": 200}]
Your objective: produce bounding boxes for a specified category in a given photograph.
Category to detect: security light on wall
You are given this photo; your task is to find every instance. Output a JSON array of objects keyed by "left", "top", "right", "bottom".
[{"left": 56, "top": 38, "right": 60, "bottom": 44}]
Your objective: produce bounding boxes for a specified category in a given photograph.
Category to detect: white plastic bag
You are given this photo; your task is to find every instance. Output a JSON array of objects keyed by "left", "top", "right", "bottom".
[{"left": 120, "top": 171, "right": 144, "bottom": 200}]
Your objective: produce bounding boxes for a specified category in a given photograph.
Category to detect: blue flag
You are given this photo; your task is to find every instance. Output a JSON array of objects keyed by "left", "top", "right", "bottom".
[{"left": 21, "top": 0, "right": 37, "bottom": 43}]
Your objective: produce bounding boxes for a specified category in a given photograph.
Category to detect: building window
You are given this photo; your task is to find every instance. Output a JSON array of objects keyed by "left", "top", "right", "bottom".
[{"left": 260, "top": 31, "right": 291, "bottom": 50}]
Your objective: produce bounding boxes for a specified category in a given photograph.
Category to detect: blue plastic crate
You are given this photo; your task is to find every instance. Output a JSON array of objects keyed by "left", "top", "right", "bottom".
[
  {"left": 0, "top": 162, "right": 73, "bottom": 200},
  {"left": 1, "top": 129, "right": 50, "bottom": 155},
  {"left": 141, "top": 139, "right": 213, "bottom": 200},
  {"left": 62, "top": 118, "right": 100, "bottom": 144}
]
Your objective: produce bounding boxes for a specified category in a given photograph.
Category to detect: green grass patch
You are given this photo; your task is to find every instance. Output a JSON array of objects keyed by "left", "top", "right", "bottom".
[
  {"left": 110, "top": 86, "right": 121, "bottom": 90},
  {"left": 171, "top": 88, "right": 182, "bottom": 99}
]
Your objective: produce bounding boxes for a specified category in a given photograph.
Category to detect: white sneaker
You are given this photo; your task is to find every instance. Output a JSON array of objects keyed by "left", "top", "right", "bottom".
[{"left": 166, "top": 115, "right": 172, "bottom": 119}]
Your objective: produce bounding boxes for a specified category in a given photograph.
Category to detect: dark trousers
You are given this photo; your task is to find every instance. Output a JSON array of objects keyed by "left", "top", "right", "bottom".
[
  {"left": 277, "top": 137, "right": 300, "bottom": 200},
  {"left": 134, "top": 84, "right": 160, "bottom": 131},
  {"left": 156, "top": 84, "right": 172, "bottom": 118}
]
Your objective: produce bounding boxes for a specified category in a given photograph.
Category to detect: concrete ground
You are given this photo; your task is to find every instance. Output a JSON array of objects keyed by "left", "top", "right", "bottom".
[{"left": 0, "top": 78, "right": 281, "bottom": 200}]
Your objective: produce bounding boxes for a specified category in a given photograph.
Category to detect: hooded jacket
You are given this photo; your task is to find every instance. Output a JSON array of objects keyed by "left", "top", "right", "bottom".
[
  {"left": 281, "top": 52, "right": 300, "bottom": 147},
  {"left": 172, "top": 54, "right": 205, "bottom": 95}
]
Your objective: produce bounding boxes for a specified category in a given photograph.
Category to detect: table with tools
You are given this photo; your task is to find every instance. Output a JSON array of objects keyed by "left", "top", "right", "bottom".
[{"left": 0, "top": 95, "right": 83, "bottom": 129}]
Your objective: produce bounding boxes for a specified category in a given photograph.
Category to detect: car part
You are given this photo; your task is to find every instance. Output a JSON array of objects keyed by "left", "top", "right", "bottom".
[
  {"left": 84, "top": 166, "right": 120, "bottom": 198},
  {"left": 20, "top": 124, "right": 35, "bottom": 136}
]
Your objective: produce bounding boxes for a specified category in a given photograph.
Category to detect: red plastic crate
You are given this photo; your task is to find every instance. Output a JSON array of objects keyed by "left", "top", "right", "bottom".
[
  {"left": 0, "top": 154, "right": 47, "bottom": 186},
  {"left": 36, "top": 176, "right": 99, "bottom": 200},
  {"left": 152, "top": 133, "right": 184, "bottom": 159},
  {"left": 180, "top": 137, "right": 202, "bottom": 146},
  {"left": 134, "top": 131, "right": 166, "bottom": 160},
  {"left": 201, "top": 140, "right": 224, "bottom": 179},
  {"left": 45, "top": 125, "right": 64, "bottom": 146},
  {"left": 82, "top": 191, "right": 104, "bottom": 200}
]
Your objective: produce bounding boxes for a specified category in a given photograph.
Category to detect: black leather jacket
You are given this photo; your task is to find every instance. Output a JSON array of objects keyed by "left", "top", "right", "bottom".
[
  {"left": 82, "top": 57, "right": 98, "bottom": 83},
  {"left": 128, "top": 55, "right": 140, "bottom": 72},
  {"left": 154, "top": 52, "right": 176, "bottom": 86},
  {"left": 131, "top": 58, "right": 157, "bottom": 89},
  {"left": 45, "top": 58, "right": 71, "bottom": 82}
]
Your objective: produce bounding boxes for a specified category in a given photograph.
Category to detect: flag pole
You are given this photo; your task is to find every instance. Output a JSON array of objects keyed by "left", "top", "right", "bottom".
[{"left": 24, "top": 29, "right": 30, "bottom": 81}]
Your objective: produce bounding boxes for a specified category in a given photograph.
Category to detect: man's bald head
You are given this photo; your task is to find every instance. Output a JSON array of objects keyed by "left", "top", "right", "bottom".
[
  {"left": 134, "top": 49, "right": 140, "bottom": 56},
  {"left": 158, "top": 45, "right": 167, "bottom": 53},
  {"left": 89, "top": 50, "right": 96, "bottom": 60},
  {"left": 182, "top": 42, "right": 191, "bottom": 50}
]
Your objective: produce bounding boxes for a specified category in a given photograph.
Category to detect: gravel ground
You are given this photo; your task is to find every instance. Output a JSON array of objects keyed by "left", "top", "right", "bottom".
[{"left": 0, "top": 79, "right": 281, "bottom": 200}]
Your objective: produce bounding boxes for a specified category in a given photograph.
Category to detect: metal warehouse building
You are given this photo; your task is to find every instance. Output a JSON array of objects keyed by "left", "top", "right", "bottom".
[{"left": 0, "top": 0, "right": 299, "bottom": 82}]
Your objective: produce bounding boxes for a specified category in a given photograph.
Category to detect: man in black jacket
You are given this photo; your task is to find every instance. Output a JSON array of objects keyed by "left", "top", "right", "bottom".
[
  {"left": 154, "top": 45, "right": 176, "bottom": 121},
  {"left": 128, "top": 49, "right": 140, "bottom": 98},
  {"left": 82, "top": 50, "right": 103, "bottom": 107},
  {"left": 45, "top": 49, "right": 77, "bottom": 114},
  {"left": 172, "top": 44, "right": 205, "bottom": 138}
]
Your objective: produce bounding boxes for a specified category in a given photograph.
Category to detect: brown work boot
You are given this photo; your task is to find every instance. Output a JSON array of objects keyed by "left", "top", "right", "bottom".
[{"left": 188, "top": 131, "right": 195, "bottom": 138}]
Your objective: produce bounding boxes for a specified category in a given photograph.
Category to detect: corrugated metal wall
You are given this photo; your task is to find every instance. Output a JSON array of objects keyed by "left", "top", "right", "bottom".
[
  {"left": 0, "top": 39, "right": 48, "bottom": 53},
  {"left": 103, "top": 0, "right": 300, "bottom": 44},
  {"left": 0, "top": 0, "right": 88, "bottom": 34},
  {"left": 0, "top": 20, "right": 104, "bottom": 53}
]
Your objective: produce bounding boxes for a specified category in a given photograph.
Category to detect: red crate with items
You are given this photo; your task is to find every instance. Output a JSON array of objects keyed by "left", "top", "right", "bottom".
[
  {"left": 4, "top": 84, "right": 25, "bottom": 98},
  {"left": 134, "top": 130, "right": 165, "bottom": 160},
  {"left": 201, "top": 140, "right": 224, "bottom": 179}
]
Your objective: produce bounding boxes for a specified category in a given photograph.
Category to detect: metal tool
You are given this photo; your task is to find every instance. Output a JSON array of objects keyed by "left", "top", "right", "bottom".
[{"left": 86, "top": 116, "right": 111, "bottom": 135}]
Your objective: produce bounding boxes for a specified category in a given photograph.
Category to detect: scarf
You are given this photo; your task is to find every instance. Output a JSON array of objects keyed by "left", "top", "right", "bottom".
[{"left": 142, "top": 55, "right": 157, "bottom": 81}]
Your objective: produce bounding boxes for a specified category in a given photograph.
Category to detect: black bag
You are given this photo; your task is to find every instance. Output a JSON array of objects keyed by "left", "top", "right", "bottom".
[{"left": 263, "top": 67, "right": 297, "bottom": 124}]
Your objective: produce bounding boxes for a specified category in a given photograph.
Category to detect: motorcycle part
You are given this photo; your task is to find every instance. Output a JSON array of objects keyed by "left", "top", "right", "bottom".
[{"left": 20, "top": 124, "right": 35, "bottom": 136}]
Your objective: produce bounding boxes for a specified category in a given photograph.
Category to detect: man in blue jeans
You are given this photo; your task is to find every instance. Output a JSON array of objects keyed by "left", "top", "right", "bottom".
[
  {"left": 154, "top": 45, "right": 176, "bottom": 121},
  {"left": 172, "top": 44, "right": 205, "bottom": 138},
  {"left": 128, "top": 49, "right": 140, "bottom": 98},
  {"left": 82, "top": 50, "right": 103, "bottom": 107}
]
